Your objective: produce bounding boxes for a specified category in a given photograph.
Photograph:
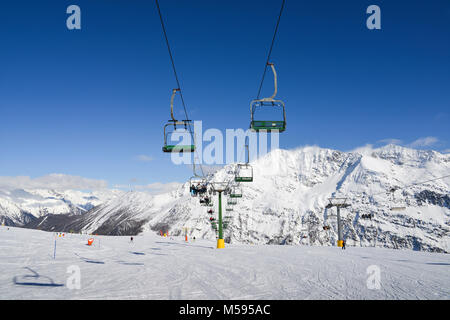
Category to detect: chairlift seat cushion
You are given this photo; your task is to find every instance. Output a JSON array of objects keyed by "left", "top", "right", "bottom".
[
  {"left": 162, "top": 145, "right": 195, "bottom": 153},
  {"left": 251, "top": 121, "right": 286, "bottom": 132},
  {"left": 235, "top": 177, "right": 253, "bottom": 182}
]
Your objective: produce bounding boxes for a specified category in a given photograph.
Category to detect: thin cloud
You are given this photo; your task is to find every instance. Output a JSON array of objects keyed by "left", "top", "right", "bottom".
[
  {"left": 135, "top": 155, "right": 154, "bottom": 162},
  {"left": 135, "top": 182, "right": 182, "bottom": 192},
  {"left": 0, "top": 174, "right": 108, "bottom": 191},
  {"left": 434, "top": 112, "right": 448, "bottom": 121},
  {"left": 378, "top": 138, "right": 402, "bottom": 145},
  {"left": 113, "top": 182, "right": 182, "bottom": 194},
  {"left": 349, "top": 144, "right": 374, "bottom": 155},
  {"left": 409, "top": 137, "right": 439, "bottom": 148}
]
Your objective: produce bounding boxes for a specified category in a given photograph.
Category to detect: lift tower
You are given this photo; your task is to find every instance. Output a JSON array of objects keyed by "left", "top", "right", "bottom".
[
  {"left": 211, "top": 182, "right": 230, "bottom": 249},
  {"left": 326, "top": 198, "right": 351, "bottom": 247}
]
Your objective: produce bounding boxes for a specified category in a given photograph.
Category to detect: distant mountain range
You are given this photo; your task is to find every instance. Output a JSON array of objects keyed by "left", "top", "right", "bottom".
[{"left": 1, "top": 145, "right": 449, "bottom": 252}]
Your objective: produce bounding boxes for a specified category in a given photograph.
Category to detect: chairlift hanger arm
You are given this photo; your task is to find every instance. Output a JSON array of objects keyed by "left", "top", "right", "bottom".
[
  {"left": 245, "top": 141, "right": 249, "bottom": 164},
  {"left": 261, "top": 62, "right": 277, "bottom": 102},
  {"left": 170, "top": 88, "right": 180, "bottom": 121}
]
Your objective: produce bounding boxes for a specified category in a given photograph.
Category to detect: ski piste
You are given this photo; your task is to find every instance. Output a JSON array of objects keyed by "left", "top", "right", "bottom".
[
  {"left": 1, "top": 0, "right": 449, "bottom": 304},
  {"left": 0, "top": 226, "right": 448, "bottom": 299}
]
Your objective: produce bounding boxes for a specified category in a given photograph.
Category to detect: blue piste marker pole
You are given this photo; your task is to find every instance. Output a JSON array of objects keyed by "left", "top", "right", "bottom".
[{"left": 53, "top": 237, "right": 57, "bottom": 259}]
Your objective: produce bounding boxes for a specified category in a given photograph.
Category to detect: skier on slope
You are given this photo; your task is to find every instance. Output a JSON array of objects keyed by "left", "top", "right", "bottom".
[{"left": 342, "top": 240, "right": 346, "bottom": 250}]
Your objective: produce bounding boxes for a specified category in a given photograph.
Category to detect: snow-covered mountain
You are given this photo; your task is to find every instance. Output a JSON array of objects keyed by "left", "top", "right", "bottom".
[
  {"left": 0, "top": 188, "right": 121, "bottom": 226},
  {"left": 2, "top": 144, "right": 449, "bottom": 252}
]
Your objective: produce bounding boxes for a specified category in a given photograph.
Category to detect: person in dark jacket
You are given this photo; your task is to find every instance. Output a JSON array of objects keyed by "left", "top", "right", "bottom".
[{"left": 342, "top": 240, "right": 346, "bottom": 250}]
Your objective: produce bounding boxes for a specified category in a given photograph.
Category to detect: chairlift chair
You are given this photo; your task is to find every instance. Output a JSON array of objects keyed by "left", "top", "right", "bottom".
[
  {"left": 162, "top": 89, "right": 195, "bottom": 153},
  {"left": 224, "top": 216, "right": 232, "bottom": 225},
  {"left": 388, "top": 187, "right": 406, "bottom": 211},
  {"left": 250, "top": 63, "right": 286, "bottom": 132},
  {"left": 227, "top": 198, "right": 237, "bottom": 206},
  {"left": 189, "top": 176, "right": 208, "bottom": 197},
  {"left": 390, "top": 206, "right": 406, "bottom": 211},
  {"left": 200, "top": 195, "right": 213, "bottom": 206},
  {"left": 229, "top": 186, "right": 243, "bottom": 198},
  {"left": 235, "top": 163, "right": 253, "bottom": 182}
]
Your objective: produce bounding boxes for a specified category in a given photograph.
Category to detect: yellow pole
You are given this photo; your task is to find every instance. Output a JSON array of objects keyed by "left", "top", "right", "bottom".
[{"left": 217, "top": 191, "right": 225, "bottom": 249}]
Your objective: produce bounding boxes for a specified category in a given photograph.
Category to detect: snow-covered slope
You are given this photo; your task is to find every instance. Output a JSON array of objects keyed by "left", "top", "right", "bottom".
[
  {"left": 1, "top": 227, "right": 449, "bottom": 299},
  {"left": 0, "top": 188, "right": 122, "bottom": 226},
  {"left": 58, "top": 145, "right": 450, "bottom": 253}
]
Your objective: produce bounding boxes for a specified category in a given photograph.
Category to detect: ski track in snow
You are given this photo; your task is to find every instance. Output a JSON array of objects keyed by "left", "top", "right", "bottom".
[{"left": 0, "top": 227, "right": 449, "bottom": 300}]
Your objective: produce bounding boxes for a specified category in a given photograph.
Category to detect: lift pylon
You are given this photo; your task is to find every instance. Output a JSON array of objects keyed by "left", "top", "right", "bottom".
[
  {"left": 326, "top": 197, "right": 351, "bottom": 247},
  {"left": 210, "top": 182, "right": 230, "bottom": 249}
]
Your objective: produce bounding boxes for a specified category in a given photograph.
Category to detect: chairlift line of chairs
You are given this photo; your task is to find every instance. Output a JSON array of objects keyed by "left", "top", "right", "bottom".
[
  {"left": 158, "top": 0, "right": 291, "bottom": 203},
  {"left": 158, "top": 7, "right": 293, "bottom": 231}
]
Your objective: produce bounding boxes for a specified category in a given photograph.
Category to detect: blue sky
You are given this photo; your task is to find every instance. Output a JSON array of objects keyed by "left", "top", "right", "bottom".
[{"left": 0, "top": 0, "right": 449, "bottom": 189}]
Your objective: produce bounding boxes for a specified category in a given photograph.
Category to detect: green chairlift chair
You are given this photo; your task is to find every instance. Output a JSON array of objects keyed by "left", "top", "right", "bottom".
[
  {"left": 229, "top": 185, "right": 243, "bottom": 198},
  {"left": 162, "top": 89, "right": 195, "bottom": 153},
  {"left": 235, "top": 164, "right": 253, "bottom": 182},
  {"left": 250, "top": 63, "right": 286, "bottom": 133}
]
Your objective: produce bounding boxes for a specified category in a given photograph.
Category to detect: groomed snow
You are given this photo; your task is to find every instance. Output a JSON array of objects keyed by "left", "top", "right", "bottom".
[{"left": 0, "top": 226, "right": 448, "bottom": 300}]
